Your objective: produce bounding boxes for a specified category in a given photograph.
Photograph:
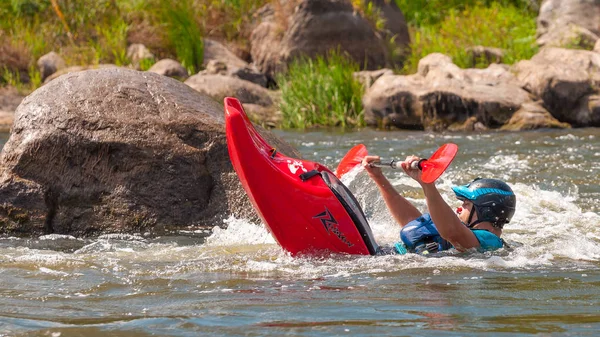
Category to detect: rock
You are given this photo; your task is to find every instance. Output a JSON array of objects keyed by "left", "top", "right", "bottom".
[
  {"left": 37, "top": 52, "right": 66, "bottom": 82},
  {"left": 230, "top": 67, "right": 269, "bottom": 88},
  {"left": 243, "top": 103, "right": 283, "bottom": 128},
  {"left": 185, "top": 74, "right": 274, "bottom": 107},
  {"left": 512, "top": 47, "right": 600, "bottom": 126},
  {"left": 203, "top": 39, "right": 248, "bottom": 69},
  {"left": 537, "top": 0, "right": 600, "bottom": 46},
  {"left": 203, "top": 60, "right": 228, "bottom": 75},
  {"left": 466, "top": 46, "right": 504, "bottom": 66},
  {"left": 537, "top": 23, "right": 599, "bottom": 49},
  {"left": 0, "top": 86, "right": 25, "bottom": 132},
  {"left": 447, "top": 116, "right": 489, "bottom": 132},
  {"left": 147, "top": 59, "right": 189, "bottom": 79},
  {"left": 369, "top": 0, "right": 411, "bottom": 65},
  {"left": 595, "top": 39, "right": 600, "bottom": 53},
  {"left": 417, "top": 53, "right": 463, "bottom": 79},
  {"left": 250, "top": 0, "right": 390, "bottom": 79},
  {"left": 363, "top": 74, "right": 423, "bottom": 129},
  {"left": 353, "top": 68, "right": 394, "bottom": 89},
  {"left": 44, "top": 64, "right": 118, "bottom": 83},
  {"left": 573, "top": 94, "right": 600, "bottom": 126},
  {"left": 127, "top": 44, "right": 155, "bottom": 69},
  {"left": 462, "top": 63, "right": 518, "bottom": 86},
  {"left": 363, "top": 54, "right": 531, "bottom": 130},
  {"left": 501, "top": 101, "right": 571, "bottom": 130},
  {"left": 200, "top": 60, "right": 269, "bottom": 88},
  {"left": 0, "top": 68, "right": 299, "bottom": 236}
]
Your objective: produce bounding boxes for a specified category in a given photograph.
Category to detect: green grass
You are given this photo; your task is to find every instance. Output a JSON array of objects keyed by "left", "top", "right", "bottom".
[
  {"left": 395, "top": 0, "right": 540, "bottom": 26},
  {"left": 158, "top": 0, "right": 204, "bottom": 75},
  {"left": 401, "top": 2, "right": 539, "bottom": 73},
  {"left": 277, "top": 51, "right": 364, "bottom": 129}
]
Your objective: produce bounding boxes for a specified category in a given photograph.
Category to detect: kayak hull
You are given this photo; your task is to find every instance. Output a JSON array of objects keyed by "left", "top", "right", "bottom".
[{"left": 224, "top": 97, "right": 378, "bottom": 256}]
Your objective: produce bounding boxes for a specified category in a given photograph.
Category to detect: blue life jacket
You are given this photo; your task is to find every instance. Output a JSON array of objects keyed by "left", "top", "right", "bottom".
[{"left": 394, "top": 213, "right": 503, "bottom": 255}]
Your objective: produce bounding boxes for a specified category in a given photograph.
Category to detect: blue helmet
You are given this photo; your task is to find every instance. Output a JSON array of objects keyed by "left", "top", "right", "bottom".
[{"left": 452, "top": 178, "right": 516, "bottom": 228}]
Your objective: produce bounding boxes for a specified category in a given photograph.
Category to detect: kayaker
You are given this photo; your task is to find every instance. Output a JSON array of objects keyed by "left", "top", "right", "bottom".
[{"left": 362, "top": 155, "right": 516, "bottom": 254}]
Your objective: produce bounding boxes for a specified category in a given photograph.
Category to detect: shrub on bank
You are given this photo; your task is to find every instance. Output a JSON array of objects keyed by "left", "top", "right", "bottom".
[
  {"left": 397, "top": 0, "right": 539, "bottom": 73},
  {"left": 277, "top": 51, "right": 364, "bottom": 129}
]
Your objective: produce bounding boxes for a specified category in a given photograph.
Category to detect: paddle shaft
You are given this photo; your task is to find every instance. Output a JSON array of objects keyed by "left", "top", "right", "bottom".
[{"left": 370, "top": 159, "right": 424, "bottom": 170}]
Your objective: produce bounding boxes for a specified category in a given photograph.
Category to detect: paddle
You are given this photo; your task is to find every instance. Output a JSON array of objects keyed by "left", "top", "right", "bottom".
[{"left": 335, "top": 143, "right": 458, "bottom": 183}]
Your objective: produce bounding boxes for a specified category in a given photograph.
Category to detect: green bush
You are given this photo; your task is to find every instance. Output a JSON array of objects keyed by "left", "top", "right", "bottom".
[
  {"left": 277, "top": 51, "right": 364, "bottom": 129},
  {"left": 158, "top": 0, "right": 204, "bottom": 74},
  {"left": 395, "top": 0, "right": 540, "bottom": 26},
  {"left": 401, "top": 3, "right": 538, "bottom": 73}
]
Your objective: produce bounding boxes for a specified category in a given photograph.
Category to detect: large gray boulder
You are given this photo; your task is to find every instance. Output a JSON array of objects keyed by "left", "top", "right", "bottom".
[
  {"left": 512, "top": 47, "right": 600, "bottom": 126},
  {"left": 0, "top": 68, "right": 298, "bottom": 236},
  {"left": 250, "top": 0, "right": 391, "bottom": 78}
]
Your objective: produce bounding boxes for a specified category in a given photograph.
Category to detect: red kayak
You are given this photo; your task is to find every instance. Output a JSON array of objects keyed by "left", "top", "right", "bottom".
[{"left": 224, "top": 97, "right": 378, "bottom": 256}]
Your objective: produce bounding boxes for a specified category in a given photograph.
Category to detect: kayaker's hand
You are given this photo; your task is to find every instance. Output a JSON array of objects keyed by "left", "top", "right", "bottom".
[
  {"left": 362, "top": 155, "right": 383, "bottom": 179},
  {"left": 401, "top": 155, "right": 427, "bottom": 185}
]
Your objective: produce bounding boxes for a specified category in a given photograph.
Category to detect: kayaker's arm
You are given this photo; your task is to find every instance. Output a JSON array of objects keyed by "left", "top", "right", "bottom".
[
  {"left": 400, "top": 156, "right": 480, "bottom": 251},
  {"left": 420, "top": 184, "right": 480, "bottom": 251},
  {"left": 362, "top": 156, "right": 422, "bottom": 227}
]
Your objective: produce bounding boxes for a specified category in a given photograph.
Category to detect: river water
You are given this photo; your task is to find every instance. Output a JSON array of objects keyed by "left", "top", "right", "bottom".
[{"left": 1, "top": 128, "right": 599, "bottom": 336}]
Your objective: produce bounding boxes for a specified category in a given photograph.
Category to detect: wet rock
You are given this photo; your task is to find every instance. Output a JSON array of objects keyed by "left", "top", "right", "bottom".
[
  {"left": 573, "top": 94, "right": 600, "bottom": 126},
  {"left": 98, "top": 233, "right": 147, "bottom": 242},
  {"left": 37, "top": 51, "right": 66, "bottom": 82},
  {"left": 250, "top": 0, "right": 391, "bottom": 79},
  {"left": 0, "top": 68, "right": 299, "bottom": 237},
  {"left": 147, "top": 59, "right": 189, "bottom": 79},
  {"left": 501, "top": 101, "right": 571, "bottom": 130},
  {"left": 512, "top": 47, "right": 600, "bottom": 126},
  {"left": 31, "top": 234, "right": 86, "bottom": 252}
]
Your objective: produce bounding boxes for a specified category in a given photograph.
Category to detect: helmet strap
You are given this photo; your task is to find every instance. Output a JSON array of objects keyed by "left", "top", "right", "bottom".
[{"left": 464, "top": 204, "right": 476, "bottom": 227}]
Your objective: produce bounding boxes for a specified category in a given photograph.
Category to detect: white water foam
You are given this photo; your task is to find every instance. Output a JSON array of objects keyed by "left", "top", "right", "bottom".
[{"left": 205, "top": 216, "right": 276, "bottom": 247}]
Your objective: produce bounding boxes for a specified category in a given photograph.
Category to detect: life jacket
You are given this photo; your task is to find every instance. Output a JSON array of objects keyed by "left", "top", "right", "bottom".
[{"left": 394, "top": 213, "right": 504, "bottom": 255}]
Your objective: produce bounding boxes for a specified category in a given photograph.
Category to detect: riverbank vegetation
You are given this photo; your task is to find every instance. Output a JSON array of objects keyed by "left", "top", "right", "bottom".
[
  {"left": 1, "top": 0, "right": 541, "bottom": 128},
  {"left": 277, "top": 51, "right": 363, "bottom": 128}
]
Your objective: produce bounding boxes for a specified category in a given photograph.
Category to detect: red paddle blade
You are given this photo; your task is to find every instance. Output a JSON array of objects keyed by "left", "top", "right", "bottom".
[
  {"left": 335, "top": 144, "right": 368, "bottom": 178},
  {"left": 420, "top": 143, "right": 458, "bottom": 183}
]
